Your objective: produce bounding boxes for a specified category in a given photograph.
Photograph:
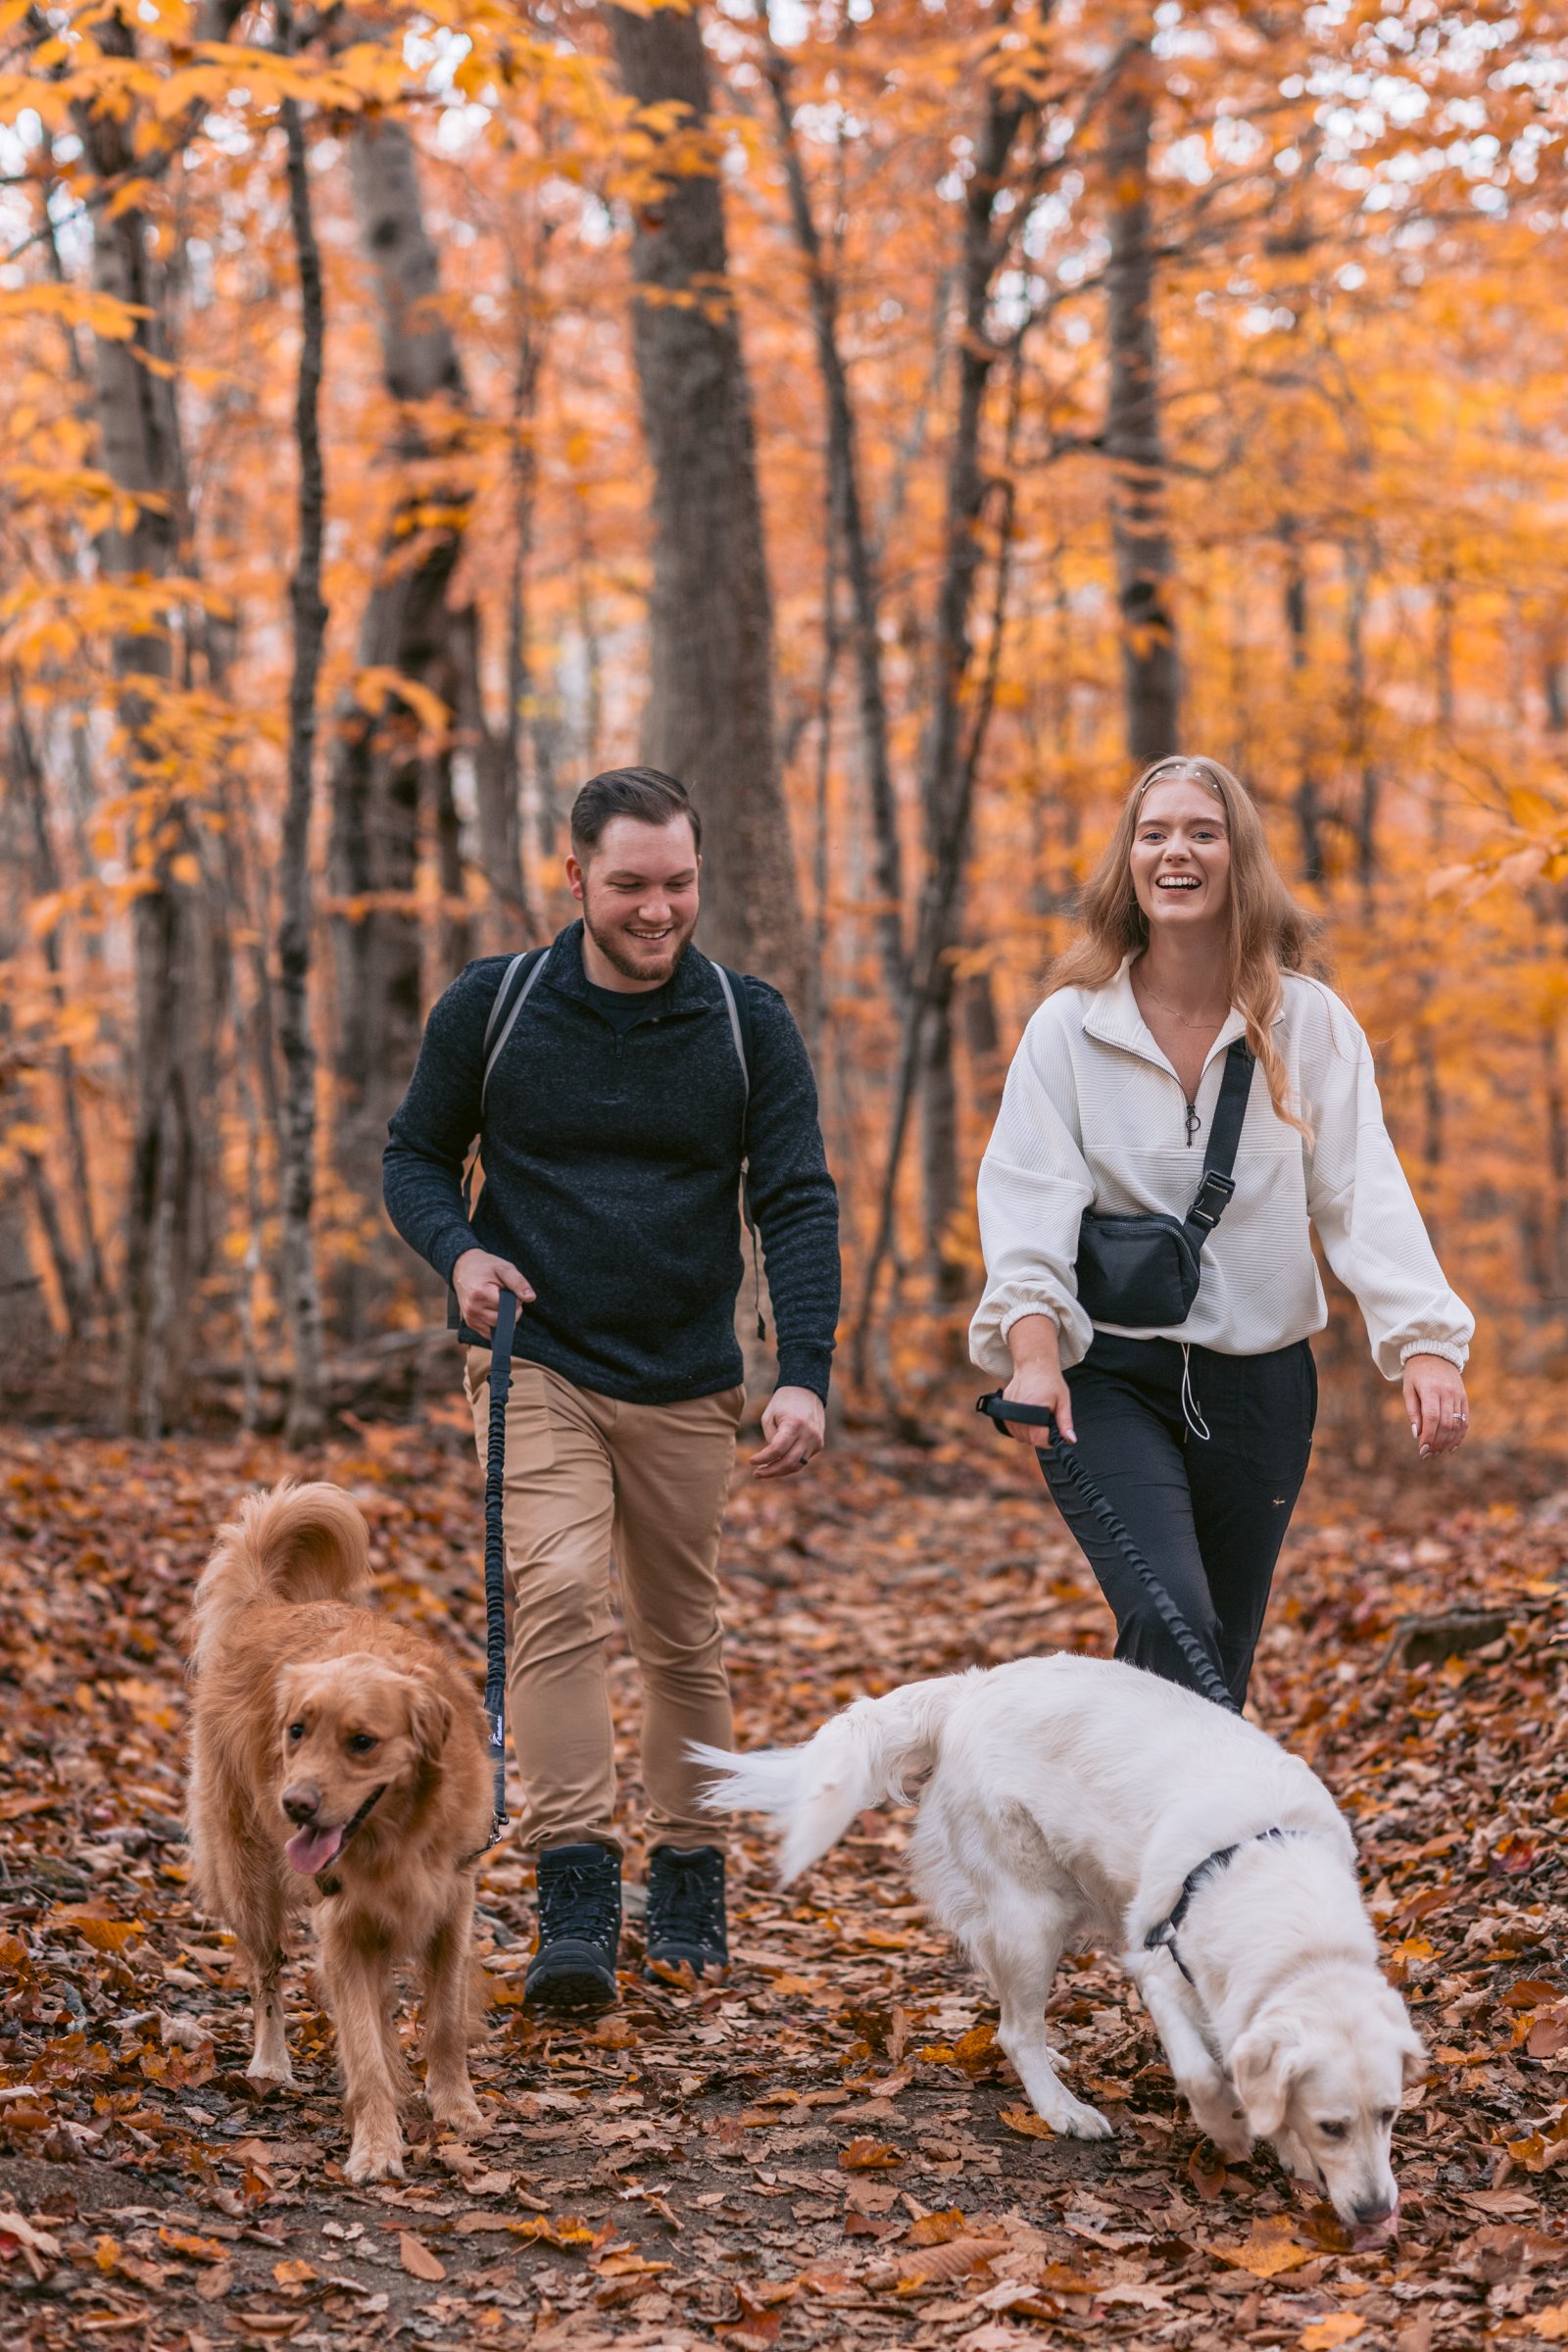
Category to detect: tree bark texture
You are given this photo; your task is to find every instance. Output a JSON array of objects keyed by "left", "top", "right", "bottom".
[
  {"left": 276, "top": 48, "right": 329, "bottom": 1445},
  {"left": 1282, "top": 519, "right": 1325, "bottom": 885},
  {"left": 328, "top": 117, "right": 483, "bottom": 1336},
  {"left": 608, "top": 4, "right": 807, "bottom": 1009},
  {"left": 1104, "top": 40, "right": 1179, "bottom": 768},
  {"left": 852, "top": 46, "right": 1043, "bottom": 1366},
  {"left": 766, "top": 48, "right": 906, "bottom": 1005},
  {"left": 78, "top": 19, "right": 218, "bottom": 1433}
]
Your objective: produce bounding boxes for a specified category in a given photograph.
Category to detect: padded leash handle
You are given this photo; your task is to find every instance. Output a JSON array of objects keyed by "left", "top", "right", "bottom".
[
  {"left": 482, "top": 1291, "right": 517, "bottom": 1839},
  {"left": 975, "top": 1391, "right": 1240, "bottom": 1716}
]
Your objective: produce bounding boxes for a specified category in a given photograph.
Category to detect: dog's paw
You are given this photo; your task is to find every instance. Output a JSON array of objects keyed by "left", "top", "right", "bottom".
[
  {"left": 245, "top": 2054, "right": 295, "bottom": 2089},
  {"left": 345, "top": 2134, "right": 406, "bottom": 2184},
  {"left": 1047, "top": 2095, "right": 1114, "bottom": 2141},
  {"left": 1186, "top": 2087, "right": 1252, "bottom": 2161},
  {"left": 428, "top": 2092, "right": 484, "bottom": 2138}
]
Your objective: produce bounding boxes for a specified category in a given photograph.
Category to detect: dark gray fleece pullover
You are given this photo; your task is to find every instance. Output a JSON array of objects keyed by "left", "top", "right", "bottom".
[{"left": 382, "top": 921, "right": 840, "bottom": 1404}]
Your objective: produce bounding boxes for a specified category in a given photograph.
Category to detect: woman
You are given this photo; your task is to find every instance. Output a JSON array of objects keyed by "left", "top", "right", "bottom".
[{"left": 971, "top": 754, "right": 1472, "bottom": 1706}]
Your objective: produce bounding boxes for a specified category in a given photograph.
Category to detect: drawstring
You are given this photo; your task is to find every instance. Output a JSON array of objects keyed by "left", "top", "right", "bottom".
[{"left": 1180, "top": 1343, "right": 1210, "bottom": 1443}]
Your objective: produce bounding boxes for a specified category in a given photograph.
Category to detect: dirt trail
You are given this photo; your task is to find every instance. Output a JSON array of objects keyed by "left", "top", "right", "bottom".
[{"left": 1, "top": 1415, "right": 1565, "bottom": 2350}]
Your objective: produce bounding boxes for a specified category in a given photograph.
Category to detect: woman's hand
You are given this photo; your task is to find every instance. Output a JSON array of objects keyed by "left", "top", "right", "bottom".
[
  {"left": 1000, "top": 1315, "right": 1076, "bottom": 1447},
  {"left": 1402, "top": 1353, "right": 1469, "bottom": 1457}
]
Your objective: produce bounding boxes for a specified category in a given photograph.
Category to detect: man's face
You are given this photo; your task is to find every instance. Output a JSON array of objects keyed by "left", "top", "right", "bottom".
[{"left": 567, "top": 814, "right": 701, "bottom": 986}]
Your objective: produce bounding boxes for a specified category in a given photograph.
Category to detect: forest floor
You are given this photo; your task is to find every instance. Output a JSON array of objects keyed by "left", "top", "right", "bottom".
[{"left": 1, "top": 1402, "right": 1566, "bottom": 2352}]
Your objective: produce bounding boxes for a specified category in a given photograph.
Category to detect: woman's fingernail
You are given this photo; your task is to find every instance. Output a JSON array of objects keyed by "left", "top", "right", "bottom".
[{"left": 1420, "top": 1445, "right": 1432, "bottom": 1457}]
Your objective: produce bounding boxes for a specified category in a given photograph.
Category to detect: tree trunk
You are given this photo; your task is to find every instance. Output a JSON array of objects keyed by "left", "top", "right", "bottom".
[
  {"left": 766, "top": 46, "right": 906, "bottom": 1006},
  {"left": 276, "top": 24, "right": 329, "bottom": 1446},
  {"left": 1104, "top": 37, "right": 1179, "bottom": 767},
  {"left": 1343, "top": 537, "right": 1378, "bottom": 903},
  {"left": 851, "top": 44, "right": 1044, "bottom": 1368},
  {"left": 77, "top": 19, "right": 218, "bottom": 1433},
  {"left": 329, "top": 116, "right": 482, "bottom": 1336},
  {"left": 1282, "top": 519, "right": 1324, "bottom": 885},
  {"left": 608, "top": 4, "right": 806, "bottom": 1008}
]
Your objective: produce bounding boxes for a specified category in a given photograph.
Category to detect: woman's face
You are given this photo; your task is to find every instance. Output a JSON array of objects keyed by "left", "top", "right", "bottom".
[{"left": 1130, "top": 779, "right": 1232, "bottom": 940}]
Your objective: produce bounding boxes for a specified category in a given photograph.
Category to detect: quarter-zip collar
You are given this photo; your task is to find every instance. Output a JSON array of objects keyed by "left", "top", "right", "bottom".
[
  {"left": 535, "top": 919, "right": 718, "bottom": 1028},
  {"left": 1081, "top": 957, "right": 1249, "bottom": 1087}
]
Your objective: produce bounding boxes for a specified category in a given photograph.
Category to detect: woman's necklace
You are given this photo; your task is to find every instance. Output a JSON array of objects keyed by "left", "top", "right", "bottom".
[{"left": 1135, "top": 974, "right": 1230, "bottom": 1031}]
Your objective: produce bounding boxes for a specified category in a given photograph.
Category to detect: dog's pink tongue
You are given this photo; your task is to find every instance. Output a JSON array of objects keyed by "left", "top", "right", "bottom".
[{"left": 285, "top": 1823, "right": 346, "bottom": 1876}]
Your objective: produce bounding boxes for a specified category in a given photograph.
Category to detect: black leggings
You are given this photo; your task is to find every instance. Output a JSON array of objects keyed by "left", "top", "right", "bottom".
[{"left": 1039, "top": 1334, "right": 1316, "bottom": 1706}]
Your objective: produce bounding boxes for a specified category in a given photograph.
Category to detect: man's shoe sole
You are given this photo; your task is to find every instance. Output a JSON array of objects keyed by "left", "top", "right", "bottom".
[
  {"left": 524, "top": 1945, "right": 617, "bottom": 2014},
  {"left": 643, "top": 1943, "right": 726, "bottom": 1984}
]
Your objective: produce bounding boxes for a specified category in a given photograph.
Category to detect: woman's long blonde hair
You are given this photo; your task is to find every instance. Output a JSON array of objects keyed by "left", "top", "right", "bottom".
[{"left": 1046, "top": 755, "right": 1327, "bottom": 1133}]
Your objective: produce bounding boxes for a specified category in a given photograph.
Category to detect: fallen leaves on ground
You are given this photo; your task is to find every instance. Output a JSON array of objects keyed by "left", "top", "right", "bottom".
[{"left": 0, "top": 1407, "right": 1564, "bottom": 2350}]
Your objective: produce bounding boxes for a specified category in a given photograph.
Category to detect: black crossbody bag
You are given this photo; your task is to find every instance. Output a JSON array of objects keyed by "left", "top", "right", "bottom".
[{"left": 1074, "top": 1038, "right": 1254, "bottom": 1329}]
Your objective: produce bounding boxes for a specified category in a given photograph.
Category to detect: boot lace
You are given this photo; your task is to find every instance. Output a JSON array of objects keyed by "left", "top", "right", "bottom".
[
  {"left": 540, "top": 1854, "right": 618, "bottom": 1948},
  {"left": 649, "top": 1850, "right": 724, "bottom": 1947}
]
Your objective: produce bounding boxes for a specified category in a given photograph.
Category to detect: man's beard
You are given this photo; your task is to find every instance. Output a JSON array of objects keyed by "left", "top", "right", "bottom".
[{"left": 582, "top": 901, "right": 694, "bottom": 986}]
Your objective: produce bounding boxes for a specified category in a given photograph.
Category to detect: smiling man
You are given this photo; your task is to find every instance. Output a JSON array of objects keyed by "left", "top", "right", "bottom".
[{"left": 383, "top": 767, "right": 839, "bottom": 2012}]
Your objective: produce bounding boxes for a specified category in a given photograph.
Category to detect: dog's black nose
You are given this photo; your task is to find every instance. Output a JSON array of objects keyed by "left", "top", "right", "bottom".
[
  {"left": 281, "top": 1784, "right": 320, "bottom": 1825},
  {"left": 1351, "top": 2194, "right": 1393, "bottom": 2227}
]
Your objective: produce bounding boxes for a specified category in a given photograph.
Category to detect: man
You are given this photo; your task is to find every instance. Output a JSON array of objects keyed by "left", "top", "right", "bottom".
[{"left": 383, "top": 766, "right": 839, "bottom": 2013}]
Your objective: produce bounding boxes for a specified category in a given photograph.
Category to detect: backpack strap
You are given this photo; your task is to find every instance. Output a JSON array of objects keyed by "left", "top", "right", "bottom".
[
  {"left": 481, "top": 947, "right": 550, "bottom": 1115},
  {"left": 1183, "top": 1039, "right": 1255, "bottom": 1245},
  {"left": 713, "top": 964, "right": 764, "bottom": 1343}
]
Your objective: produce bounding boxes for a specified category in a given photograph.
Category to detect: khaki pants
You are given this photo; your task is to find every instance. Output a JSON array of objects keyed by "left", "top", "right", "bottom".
[{"left": 465, "top": 1351, "right": 744, "bottom": 1856}]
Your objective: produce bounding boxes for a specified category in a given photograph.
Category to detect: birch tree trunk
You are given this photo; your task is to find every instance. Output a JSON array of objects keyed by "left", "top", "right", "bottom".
[
  {"left": 1104, "top": 36, "right": 1179, "bottom": 767},
  {"left": 329, "top": 116, "right": 486, "bottom": 1336},
  {"left": 608, "top": 4, "right": 806, "bottom": 1008},
  {"left": 78, "top": 18, "right": 219, "bottom": 1433}
]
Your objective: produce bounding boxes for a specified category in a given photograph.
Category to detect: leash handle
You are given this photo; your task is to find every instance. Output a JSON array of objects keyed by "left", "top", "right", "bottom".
[
  {"left": 975, "top": 1389, "right": 1240, "bottom": 1716},
  {"left": 482, "top": 1291, "right": 517, "bottom": 1838}
]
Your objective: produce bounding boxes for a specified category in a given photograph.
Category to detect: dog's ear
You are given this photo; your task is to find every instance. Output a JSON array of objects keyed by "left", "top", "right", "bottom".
[
  {"left": 1232, "top": 2019, "right": 1304, "bottom": 2141},
  {"left": 408, "top": 1688, "right": 453, "bottom": 1762}
]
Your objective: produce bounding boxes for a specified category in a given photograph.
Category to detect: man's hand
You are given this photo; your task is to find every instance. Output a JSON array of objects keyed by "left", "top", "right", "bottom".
[
  {"left": 751, "top": 1386, "right": 826, "bottom": 1480},
  {"left": 453, "top": 1249, "right": 534, "bottom": 1339},
  {"left": 1402, "top": 1352, "right": 1469, "bottom": 1457}
]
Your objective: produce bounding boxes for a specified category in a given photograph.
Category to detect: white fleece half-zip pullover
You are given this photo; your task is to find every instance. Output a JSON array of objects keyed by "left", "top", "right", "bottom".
[{"left": 970, "top": 964, "right": 1473, "bottom": 1381}]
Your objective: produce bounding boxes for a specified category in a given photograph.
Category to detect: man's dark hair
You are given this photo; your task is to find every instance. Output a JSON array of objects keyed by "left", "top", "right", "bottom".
[{"left": 569, "top": 766, "right": 701, "bottom": 858}]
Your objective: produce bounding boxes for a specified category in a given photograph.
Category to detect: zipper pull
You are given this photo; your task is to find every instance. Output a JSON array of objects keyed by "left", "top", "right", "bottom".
[{"left": 1185, "top": 1102, "right": 1200, "bottom": 1147}]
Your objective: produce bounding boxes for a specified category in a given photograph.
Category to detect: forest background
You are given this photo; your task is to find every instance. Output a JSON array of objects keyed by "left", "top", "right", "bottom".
[{"left": 1, "top": 0, "right": 1563, "bottom": 1448}]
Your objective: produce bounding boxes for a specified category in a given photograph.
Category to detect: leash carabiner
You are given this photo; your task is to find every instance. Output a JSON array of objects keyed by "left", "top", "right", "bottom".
[
  {"left": 975, "top": 1390, "right": 1240, "bottom": 1716},
  {"left": 482, "top": 1292, "right": 517, "bottom": 1842}
]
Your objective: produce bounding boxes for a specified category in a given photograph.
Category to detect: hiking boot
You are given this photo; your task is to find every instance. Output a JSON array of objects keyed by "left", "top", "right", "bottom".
[
  {"left": 644, "top": 1844, "right": 727, "bottom": 1982},
  {"left": 524, "top": 1842, "right": 620, "bottom": 2013}
]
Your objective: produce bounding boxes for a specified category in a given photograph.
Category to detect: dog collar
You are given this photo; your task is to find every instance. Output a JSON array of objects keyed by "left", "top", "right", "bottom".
[
  {"left": 1143, "top": 1827, "right": 1305, "bottom": 1986},
  {"left": 313, "top": 1783, "right": 389, "bottom": 1895}
]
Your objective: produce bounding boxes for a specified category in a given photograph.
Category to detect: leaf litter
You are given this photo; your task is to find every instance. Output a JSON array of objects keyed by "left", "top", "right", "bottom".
[{"left": 0, "top": 1414, "right": 1564, "bottom": 2350}]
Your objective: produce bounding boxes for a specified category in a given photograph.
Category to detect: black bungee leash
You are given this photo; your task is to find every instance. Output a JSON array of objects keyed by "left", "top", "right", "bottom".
[
  {"left": 481, "top": 1290, "right": 517, "bottom": 1843},
  {"left": 975, "top": 1390, "right": 1241, "bottom": 1716}
]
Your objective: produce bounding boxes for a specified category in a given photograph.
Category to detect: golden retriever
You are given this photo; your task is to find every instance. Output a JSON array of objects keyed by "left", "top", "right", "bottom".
[
  {"left": 699, "top": 1651, "right": 1424, "bottom": 2232},
  {"left": 186, "top": 1481, "right": 493, "bottom": 2181}
]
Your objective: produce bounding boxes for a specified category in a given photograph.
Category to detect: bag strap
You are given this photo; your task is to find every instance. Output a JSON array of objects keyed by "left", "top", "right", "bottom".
[
  {"left": 713, "top": 964, "right": 752, "bottom": 1111},
  {"left": 481, "top": 947, "right": 550, "bottom": 1114},
  {"left": 713, "top": 964, "right": 765, "bottom": 1343},
  {"left": 1184, "top": 1038, "right": 1255, "bottom": 1243}
]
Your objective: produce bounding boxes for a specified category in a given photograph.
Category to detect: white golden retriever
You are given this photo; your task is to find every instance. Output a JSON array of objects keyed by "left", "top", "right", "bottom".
[{"left": 697, "top": 1653, "right": 1423, "bottom": 2229}]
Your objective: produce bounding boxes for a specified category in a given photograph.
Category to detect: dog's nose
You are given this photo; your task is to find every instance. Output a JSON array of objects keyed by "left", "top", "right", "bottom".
[
  {"left": 1351, "top": 2193, "right": 1393, "bottom": 2227},
  {"left": 281, "top": 1783, "right": 320, "bottom": 1825}
]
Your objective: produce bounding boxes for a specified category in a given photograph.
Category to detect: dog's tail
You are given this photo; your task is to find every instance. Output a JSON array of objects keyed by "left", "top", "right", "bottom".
[
  {"left": 190, "top": 1481, "right": 370, "bottom": 1672},
  {"left": 692, "top": 1672, "right": 972, "bottom": 1884}
]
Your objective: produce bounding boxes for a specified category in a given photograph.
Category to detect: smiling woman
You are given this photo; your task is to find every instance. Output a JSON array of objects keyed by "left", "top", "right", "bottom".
[{"left": 970, "top": 755, "right": 1474, "bottom": 1711}]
